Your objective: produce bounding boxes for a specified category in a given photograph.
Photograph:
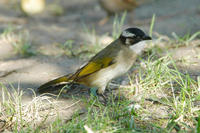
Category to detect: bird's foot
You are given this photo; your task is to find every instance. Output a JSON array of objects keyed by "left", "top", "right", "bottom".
[{"left": 89, "top": 87, "right": 108, "bottom": 105}]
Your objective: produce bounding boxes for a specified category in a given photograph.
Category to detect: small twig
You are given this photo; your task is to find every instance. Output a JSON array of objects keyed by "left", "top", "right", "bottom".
[
  {"left": 135, "top": 75, "right": 139, "bottom": 96},
  {"left": 0, "top": 70, "right": 16, "bottom": 78},
  {"left": 0, "top": 119, "right": 6, "bottom": 132},
  {"left": 64, "top": 100, "right": 81, "bottom": 110}
]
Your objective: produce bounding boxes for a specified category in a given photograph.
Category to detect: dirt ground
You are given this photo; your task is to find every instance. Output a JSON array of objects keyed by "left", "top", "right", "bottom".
[{"left": 0, "top": 0, "right": 200, "bottom": 126}]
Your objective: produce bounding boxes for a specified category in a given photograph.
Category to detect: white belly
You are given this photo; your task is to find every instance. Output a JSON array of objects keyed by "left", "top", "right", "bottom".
[{"left": 93, "top": 63, "right": 131, "bottom": 86}]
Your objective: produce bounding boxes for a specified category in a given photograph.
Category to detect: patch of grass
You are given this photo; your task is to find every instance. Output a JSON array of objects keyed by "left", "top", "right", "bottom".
[
  {"left": 58, "top": 13, "right": 127, "bottom": 59},
  {"left": 123, "top": 52, "right": 200, "bottom": 132},
  {"left": 74, "top": 13, "right": 127, "bottom": 59},
  {"left": 149, "top": 14, "right": 156, "bottom": 38},
  {"left": 57, "top": 38, "right": 103, "bottom": 59},
  {"left": 1, "top": 14, "right": 200, "bottom": 133},
  {"left": 81, "top": 26, "right": 104, "bottom": 56},
  {"left": 0, "top": 83, "right": 62, "bottom": 132},
  {"left": 57, "top": 40, "right": 75, "bottom": 57},
  {"left": 58, "top": 26, "right": 105, "bottom": 59},
  {"left": 112, "top": 11, "right": 127, "bottom": 39},
  {"left": 11, "top": 31, "right": 36, "bottom": 57},
  {"left": 0, "top": 27, "right": 36, "bottom": 57},
  {"left": 46, "top": 96, "right": 154, "bottom": 133},
  {"left": 172, "top": 31, "right": 200, "bottom": 47},
  {"left": 1, "top": 40, "right": 200, "bottom": 132}
]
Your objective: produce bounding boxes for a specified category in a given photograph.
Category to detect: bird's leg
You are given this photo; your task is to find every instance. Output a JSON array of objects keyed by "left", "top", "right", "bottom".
[
  {"left": 90, "top": 87, "right": 98, "bottom": 96},
  {"left": 89, "top": 86, "right": 107, "bottom": 103},
  {"left": 97, "top": 86, "right": 106, "bottom": 95},
  {"left": 97, "top": 86, "right": 107, "bottom": 102},
  {"left": 89, "top": 85, "right": 106, "bottom": 96}
]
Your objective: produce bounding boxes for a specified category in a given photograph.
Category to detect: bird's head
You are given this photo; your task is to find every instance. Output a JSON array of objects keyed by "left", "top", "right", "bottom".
[
  {"left": 120, "top": 27, "right": 151, "bottom": 45},
  {"left": 119, "top": 27, "right": 152, "bottom": 54}
]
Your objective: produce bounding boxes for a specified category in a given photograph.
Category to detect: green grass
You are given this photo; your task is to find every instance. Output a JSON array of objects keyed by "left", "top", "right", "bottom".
[
  {"left": 1, "top": 48, "right": 200, "bottom": 132},
  {"left": 149, "top": 14, "right": 156, "bottom": 38},
  {"left": 58, "top": 26, "right": 105, "bottom": 59},
  {"left": 1, "top": 15, "right": 200, "bottom": 132},
  {"left": 112, "top": 11, "right": 127, "bottom": 39},
  {"left": 172, "top": 31, "right": 200, "bottom": 47},
  {"left": 0, "top": 27, "right": 36, "bottom": 57},
  {"left": 57, "top": 40, "right": 75, "bottom": 57}
]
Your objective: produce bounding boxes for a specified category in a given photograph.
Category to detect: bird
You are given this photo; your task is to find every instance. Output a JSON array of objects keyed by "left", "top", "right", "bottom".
[
  {"left": 20, "top": 0, "right": 45, "bottom": 16},
  {"left": 37, "top": 27, "right": 151, "bottom": 95},
  {"left": 98, "top": 0, "right": 138, "bottom": 25}
]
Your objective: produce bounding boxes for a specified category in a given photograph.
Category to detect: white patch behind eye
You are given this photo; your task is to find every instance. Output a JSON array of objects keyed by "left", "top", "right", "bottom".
[
  {"left": 125, "top": 38, "right": 132, "bottom": 45},
  {"left": 122, "top": 31, "right": 135, "bottom": 38},
  {"left": 130, "top": 41, "right": 147, "bottom": 54}
]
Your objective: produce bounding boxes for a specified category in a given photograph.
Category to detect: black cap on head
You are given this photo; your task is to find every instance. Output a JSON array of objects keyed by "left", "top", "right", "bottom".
[{"left": 120, "top": 27, "right": 151, "bottom": 45}]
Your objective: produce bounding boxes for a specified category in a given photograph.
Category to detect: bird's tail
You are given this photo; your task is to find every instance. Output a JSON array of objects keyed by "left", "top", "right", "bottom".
[{"left": 37, "top": 74, "right": 74, "bottom": 93}]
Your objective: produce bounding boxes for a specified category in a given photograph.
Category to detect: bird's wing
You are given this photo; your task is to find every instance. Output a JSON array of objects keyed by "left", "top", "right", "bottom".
[
  {"left": 37, "top": 73, "right": 73, "bottom": 93},
  {"left": 71, "top": 56, "right": 115, "bottom": 80},
  {"left": 70, "top": 41, "right": 121, "bottom": 81},
  {"left": 38, "top": 57, "right": 115, "bottom": 93}
]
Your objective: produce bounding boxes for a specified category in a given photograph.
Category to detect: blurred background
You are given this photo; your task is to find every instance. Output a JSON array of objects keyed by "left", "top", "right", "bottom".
[
  {"left": 0, "top": 0, "right": 200, "bottom": 42},
  {"left": 0, "top": 0, "right": 199, "bottom": 32}
]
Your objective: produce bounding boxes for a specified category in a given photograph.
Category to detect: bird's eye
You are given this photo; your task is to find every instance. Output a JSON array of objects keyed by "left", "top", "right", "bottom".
[{"left": 125, "top": 38, "right": 134, "bottom": 45}]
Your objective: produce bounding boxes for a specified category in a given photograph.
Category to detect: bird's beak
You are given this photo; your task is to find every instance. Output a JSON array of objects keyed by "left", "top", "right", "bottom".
[{"left": 142, "top": 35, "right": 152, "bottom": 40}]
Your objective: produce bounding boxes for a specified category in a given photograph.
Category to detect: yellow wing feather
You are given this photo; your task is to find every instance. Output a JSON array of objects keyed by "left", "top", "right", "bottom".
[
  {"left": 38, "top": 57, "right": 115, "bottom": 93},
  {"left": 37, "top": 73, "right": 73, "bottom": 93},
  {"left": 74, "top": 57, "right": 114, "bottom": 79}
]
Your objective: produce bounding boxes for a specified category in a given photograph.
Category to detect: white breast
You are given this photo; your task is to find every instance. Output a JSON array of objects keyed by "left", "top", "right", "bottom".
[
  {"left": 89, "top": 48, "right": 136, "bottom": 88},
  {"left": 130, "top": 41, "right": 147, "bottom": 54}
]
